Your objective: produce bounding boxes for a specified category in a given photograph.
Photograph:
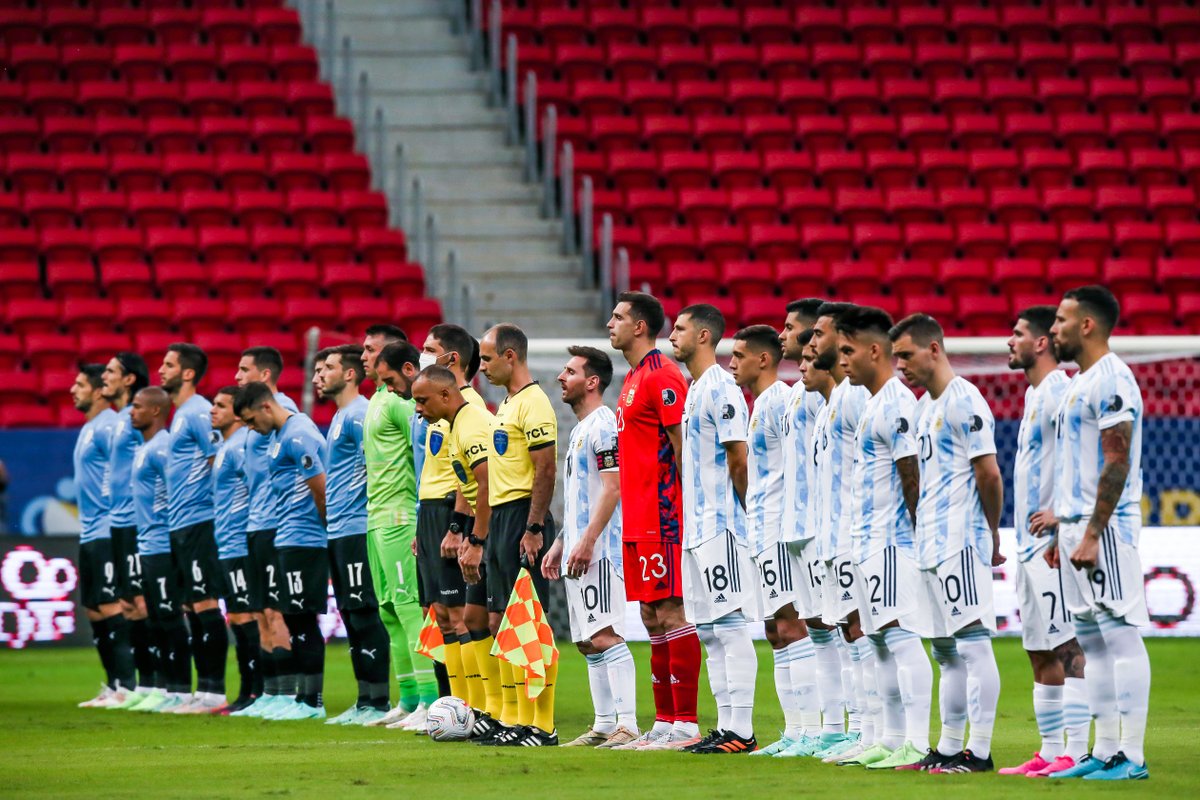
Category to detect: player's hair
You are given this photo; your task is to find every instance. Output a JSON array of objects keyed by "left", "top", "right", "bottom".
[
  {"left": 328, "top": 344, "right": 366, "bottom": 384},
  {"left": 378, "top": 341, "right": 421, "bottom": 372},
  {"left": 889, "top": 313, "right": 945, "bottom": 347},
  {"left": 1017, "top": 305, "right": 1059, "bottom": 339},
  {"left": 314, "top": 346, "right": 334, "bottom": 362},
  {"left": 797, "top": 328, "right": 817, "bottom": 347},
  {"left": 79, "top": 363, "right": 105, "bottom": 389},
  {"left": 815, "top": 301, "right": 857, "bottom": 323},
  {"left": 617, "top": 290, "right": 666, "bottom": 337},
  {"left": 836, "top": 306, "right": 895, "bottom": 339},
  {"left": 113, "top": 351, "right": 150, "bottom": 396},
  {"left": 489, "top": 323, "right": 528, "bottom": 362},
  {"left": 733, "top": 325, "right": 783, "bottom": 364},
  {"left": 785, "top": 298, "right": 826, "bottom": 323},
  {"left": 167, "top": 342, "right": 207, "bottom": 383},
  {"left": 567, "top": 345, "right": 614, "bottom": 392},
  {"left": 429, "top": 323, "right": 477, "bottom": 372},
  {"left": 135, "top": 385, "right": 171, "bottom": 413},
  {"left": 214, "top": 385, "right": 241, "bottom": 401},
  {"left": 679, "top": 303, "right": 726, "bottom": 342},
  {"left": 240, "top": 346, "right": 284, "bottom": 382},
  {"left": 232, "top": 381, "right": 273, "bottom": 414},
  {"left": 417, "top": 364, "right": 457, "bottom": 387},
  {"left": 1063, "top": 285, "right": 1120, "bottom": 334},
  {"left": 365, "top": 323, "right": 408, "bottom": 343}
]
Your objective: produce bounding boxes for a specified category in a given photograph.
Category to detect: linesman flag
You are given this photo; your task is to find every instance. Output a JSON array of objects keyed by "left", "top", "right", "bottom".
[
  {"left": 490, "top": 568, "right": 559, "bottom": 699},
  {"left": 414, "top": 606, "right": 446, "bottom": 663}
]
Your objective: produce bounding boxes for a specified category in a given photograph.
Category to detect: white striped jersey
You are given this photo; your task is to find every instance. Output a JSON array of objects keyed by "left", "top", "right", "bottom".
[
  {"left": 681, "top": 364, "right": 749, "bottom": 550},
  {"left": 1053, "top": 352, "right": 1144, "bottom": 542},
  {"left": 813, "top": 377, "right": 869, "bottom": 561},
  {"left": 780, "top": 383, "right": 824, "bottom": 545},
  {"left": 561, "top": 405, "right": 622, "bottom": 572},
  {"left": 914, "top": 376, "right": 998, "bottom": 569},
  {"left": 850, "top": 377, "right": 918, "bottom": 563},
  {"left": 746, "top": 380, "right": 790, "bottom": 556},
  {"left": 1014, "top": 370, "right": 1070, "bottom": 561}
]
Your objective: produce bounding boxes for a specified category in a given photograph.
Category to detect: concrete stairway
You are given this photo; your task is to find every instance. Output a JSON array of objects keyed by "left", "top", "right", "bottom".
[{"left": 330, "top": 0, "right": 604, "bottom": 338}]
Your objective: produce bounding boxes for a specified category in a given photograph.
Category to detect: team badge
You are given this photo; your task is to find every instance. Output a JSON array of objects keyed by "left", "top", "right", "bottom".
[
  {"left": 331, "top": 420, "right": 342, "bottom": 439},
  {"left": 493, "top": 429, "right": 509, "bottom": 455},
  {"left": 429, "top": 430, "right": 444, "bottom": 455},
  {"left": 452, "top": 461, "right": 467, "bottom": 482},
  {"left": 662, "top": 388, "right": 677, "bottom": 406},
  {"left": 625, "top": 387, "right": 636, "bottom": 406}
]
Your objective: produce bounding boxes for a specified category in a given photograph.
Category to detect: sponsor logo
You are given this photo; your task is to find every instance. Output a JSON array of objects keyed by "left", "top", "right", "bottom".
[
  {"left": 1106, "top": 394, "right": 1124, "bottom": 413},
  {"left": 768, "top": 589, "right": 778, "bottom": 599},
  {"left": 714, "top": 592, "right": 727, "bottom": 603},
  {"left": 1048, "top": 623, "right": 1060, "bottom": 634},
  {"left": 721, "top": 403, "right": 736, "bottom": 420},
  {"left": 662, "top": 389, "right": 677, "bottom": 406},
  {"left": 669, "top": 674, "right": 680, "bottom": 685},
  {"left": 950, "top": 605, "right": 962, "bottom": 616},
  {"left": 871, "top": 606, "right": 879, "bottom": 614},
  {"left": 493, "top": 429, "right": 509, "bottom": 455},
  {"left": 350, "top": 591, "right": 364, "bottom": 602},
  {"left": 361, "top": 648, "right": 377, "bottom": 660},
  {"left": 897, "top": 418, "right": 909, "bottom": 433},
  {"left": 301, "top": 454, "right": 314, "bottom": 470},
  {"left": 290, "top": 598, "right": 304, "bottom": 608},
  {"left": 587, "top": 613, "right": 596, "bottom": 623},
  {"left": 841, "top": 591, "right": 852, "bottom": 601},
  {"left": 970, "top": 414, "right": 985, "bottom": 433}
]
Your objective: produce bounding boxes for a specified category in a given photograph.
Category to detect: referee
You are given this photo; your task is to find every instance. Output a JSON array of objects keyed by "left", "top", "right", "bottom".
[{"left": 476, "top": 323, "right": 559, "bottom": 746}]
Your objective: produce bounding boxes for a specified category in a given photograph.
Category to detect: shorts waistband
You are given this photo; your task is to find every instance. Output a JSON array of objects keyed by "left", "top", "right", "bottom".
[
  {"left": 418, "top": 497, "right": 457, "bottom": 508},
  {"left": 491, "top": 497, "right": 533, "bottom": 512}
]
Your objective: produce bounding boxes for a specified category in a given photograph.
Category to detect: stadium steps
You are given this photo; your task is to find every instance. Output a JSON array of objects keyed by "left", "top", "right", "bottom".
[{"left": 334, "top": 1, "right": 603, "bottom": 336}]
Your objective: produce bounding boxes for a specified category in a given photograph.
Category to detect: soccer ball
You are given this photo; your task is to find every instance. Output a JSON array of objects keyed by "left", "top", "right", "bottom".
[{"left": 425, "top": 696, "right": 475, "bottom": 741}]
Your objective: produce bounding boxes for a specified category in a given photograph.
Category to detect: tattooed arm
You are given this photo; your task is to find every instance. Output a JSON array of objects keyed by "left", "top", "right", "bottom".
[
  {"left": 1071, "top": 421, "right": 1132, "bottom": 570},
  {"left": 896, "top": 455, "right": 920, "bottom": 525}
]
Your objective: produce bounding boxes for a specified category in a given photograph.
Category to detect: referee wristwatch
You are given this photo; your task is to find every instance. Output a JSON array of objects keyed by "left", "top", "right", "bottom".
[
  {"left": 467, "top": 532, "right": 487, "bottom": 547},
  {"left": 525, "top": 522, "right": 544, "bottom": 535}
]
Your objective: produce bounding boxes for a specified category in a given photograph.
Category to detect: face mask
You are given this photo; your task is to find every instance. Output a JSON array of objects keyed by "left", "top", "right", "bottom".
[{"left": 418, "top": 352, "right": 437, "bottom": 370}]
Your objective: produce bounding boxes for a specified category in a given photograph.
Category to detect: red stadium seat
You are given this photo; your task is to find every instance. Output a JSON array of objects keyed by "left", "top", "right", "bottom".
[
  {"left": 99, "top": 261, "right": 154, "bottom": 301},
  {"left": 778, "top": 260, "right": 828, "bottom": 299},
  {"left": 45, "top": 262, "right": 96, "bottom": 299},
  {"left": 884, "top": 260, "right": 937, "bottom": 297}
]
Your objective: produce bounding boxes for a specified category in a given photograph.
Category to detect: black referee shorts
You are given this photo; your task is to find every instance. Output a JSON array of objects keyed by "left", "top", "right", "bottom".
[
  {"left": 169, "top": 520, "right": 221, "bottom": 603},
  {"left": 416, "top": 498, "right": 466, "bottom": 608},
  {"left": 465, "top": 517, "right": 488, "bottom": 608},
  {"left": 328, "top": 533, "right": 378, "bottom": 612},
  {"left": 110, "top": 525, "right": 142, "bottom": 600},
  {"left": 485, "top": 498, "right": 555, "bottom": 614}
]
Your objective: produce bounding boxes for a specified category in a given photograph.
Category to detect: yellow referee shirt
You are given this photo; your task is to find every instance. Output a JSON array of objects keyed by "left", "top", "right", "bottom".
[
  {"left": 488, "top": 382, "right": 557, "bottom": 506},
  {"left": 447, "top": 399, "right": 493, "bottom": 506},
  {"left": 419, "top": 386, "right": 485, "bottom": 502}
]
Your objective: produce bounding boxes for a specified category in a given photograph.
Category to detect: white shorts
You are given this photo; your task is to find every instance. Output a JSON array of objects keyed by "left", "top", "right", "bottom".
[
  {"left": 853, "top": 546, "right": 933, "bottom": 638},
  {"left": 565, "top": 557, "right": 627, "bottom": 643},
  {"left": 1058, "top": 519, "right": 1149, "bottom": 627},
  {"left": 821, "top": 552, "right": 858, "bottom": 626},
  {"left": 750, "top": 541, "right": 796, "bottom": 621},
  {"left": 682, "top": 531, "right": 754, "bottom": 625},
  {"left": 786, "top": 538, "right": 824, "bottom": 620},
  {"left": 1015, "top": 549, "right": 1075, "bottom": 651},
  {"left": 920, "top": 546, "right": 997, "bottom": 637}
]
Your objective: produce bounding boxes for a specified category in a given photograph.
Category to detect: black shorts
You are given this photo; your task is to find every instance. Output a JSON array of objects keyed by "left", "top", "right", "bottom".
[
  {"left": 277, "top": 546, "right": 330, "bottom": 615},
  {"left": 142, "top": 553, "right": 183, "bottom": 619},
  {"left": 247, "top": 529, "right": 280, "bottom": 611},
  {"left": 328, "top": 534, "right": 378, "bottom": 611},
  {"left": 464, "top": 516, "right": 488, "bottom": 607},
  {"left": 79, "top": 538, "right": 119, "bottom": 609},
  {"left": 486, "top": 499, "right": 555, "bottom": 614},
  {"left": 169, "top": 520, "right": 221, "bottom": 603},
  {"left": 110, "top": 526, "right": 142, "bottom": 599},
  {"left": 417, "top": 498, "right": 466, "bottom": 608},
  {"left": 220, "top": 555, "right": 253, "bottom": 614}
]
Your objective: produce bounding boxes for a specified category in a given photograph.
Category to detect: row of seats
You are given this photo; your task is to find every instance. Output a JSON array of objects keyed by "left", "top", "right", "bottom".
[
  {"left": 0, "top": 224, "right": 408, "bottom": 264},
  {"left": 498, "top": 4, "right": 1200, "bottom": 48},
  {"left": 1, "top": 188, "right": 391, "bottom": 229},
  {"left": 0, "top": 5, "right": 300, "bottom": 46},
  {"left": 1, "top": 41, "right": 318, "bottom": 81},
  {"left": 590, "top": 185, "right": 1200, "bottom": 226},
  {"left": 517, "top": 40, "right": 1200, "bottom": 82},
  {"left": 2, "top": 151, "right": 369, "bottom": 191},
  {"left": 3, "top": 259, "right": 426, "bottom": 301}
]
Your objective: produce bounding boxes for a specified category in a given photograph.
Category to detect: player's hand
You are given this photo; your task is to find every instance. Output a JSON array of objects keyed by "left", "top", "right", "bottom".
[
  {"left": 1044, "top": 538, "right": 1060, "bottom": 569},
  {"left": 441, "top": 531, "right": 462, "bottom": 559},
  {"left": 991, "top": 532, "right": 1006, "bottom": 567},
  {"left": 542, "top": 540, "right": 563, "bottom": 581},
  {"left": 459, "top": 540, "right": 483, "bottom": 584},
  {"left": 1069, "top": 534, "right": 1100, "bottom": 571},
  {"left": 1029, "top": 510, "right": 1059, "bottom": 536},
  {"left": 411, "top": 537, "right": 418, "bottom": 556},
  {"left": 520, "top": 533, "right": 543, "bottom": 568},
  {"left": 566, "top": 540, "right": 593, "bottom": 579}
]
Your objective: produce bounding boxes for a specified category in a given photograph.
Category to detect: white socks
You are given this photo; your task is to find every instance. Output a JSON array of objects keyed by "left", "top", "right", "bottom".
[
  {"left": 931, "top": 637, "right": 967, "bottom": 755},
  {"left": 1033, "top": 683, "right": 1065, "bottom": 759},
  {"left": 1074, "top": 617, "right": 1121, "bottom": 761},
  {"left": 772, "top": 645, "right": 802, "bottom": 739},
  {"left": 887, "top": 627, "right": 933, "bottom": 752},
  {"left": 787, "top": 636, "right": 822, "bottom": 736},
  {"left": 604, "top": 642, "right": 639, "bottom": 733},
  {"left": 955, "top": 625, "right": 1000, "bottom": 759},
  {"left": 1105, "top": 617, "right": 1151, "bottom": 766},
  {"left": 854, "top": 638, "right": 879, "bottom": 745},
  {"left": 809, "top": 627, "right": 845, "bottom": 734},
  {"left": 715, "top": 613, "right": 758, "bottom": 738},
  {"left": 696, "top": 623, "right": 730, "bottom": 731},
  {"left": 585, "top": 652, "right": 616, "bottom": 734},
  {"left": 868, "top": 633, "right": 905, "bottom": 750},
  {"left": 1063, "top": 676, "right": 1091, "bottom": 760}
]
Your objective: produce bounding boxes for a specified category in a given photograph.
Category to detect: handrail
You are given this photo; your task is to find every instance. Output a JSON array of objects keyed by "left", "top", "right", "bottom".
[
  {"left": 391, "top": 142, "right": 405, "bottom": 227},
  {"left": 560, "top": 141, "right": 575, "bottom": 256},
  {"left": 540, "top": 104, "right": 556, "bottom": 218},
  {"left": 599, "top": 212, "right": 613, "bottom": 311},
  {"left": 580, "top": 176, "right": 594, "bottom": 288},
  {"left": 373, "top": 107, "right": 386, "bottom": 191},
  {"left": 505, "top": 34, "right": 519, "bottom": 146},
  {"left": 523, "top": 71, "right": 538, "bottom": 183},
  {"left": 488, "top": 0, "right": 502, "bottom": 107}
]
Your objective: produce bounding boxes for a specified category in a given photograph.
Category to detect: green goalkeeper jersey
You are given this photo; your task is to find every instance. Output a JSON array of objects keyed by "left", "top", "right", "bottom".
[{"left": 363, "top": 383, "right": 418, "bottom": 530}]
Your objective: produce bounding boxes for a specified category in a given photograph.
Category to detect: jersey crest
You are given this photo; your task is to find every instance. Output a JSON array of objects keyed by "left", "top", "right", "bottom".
[
  {"left": 452, "top": 461, "right": 467, "bottom": 483},
  {"left": 429, "top": 429, "right": 444, "bottom": 455},
  {"left": 493, "top": 428, "right": 509, "bottom": 455}
]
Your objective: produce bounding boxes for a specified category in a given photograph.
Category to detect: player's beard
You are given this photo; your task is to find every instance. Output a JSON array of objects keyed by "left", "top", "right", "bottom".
[
  {"left": 161, "top": 374, "right": 182, "bottom": 395},
  {"left": 813, "top": 343, "right": 838, "bottom": 371},
  {"left": 1007, "top": 350, "right": 1035, "bottom": 371},
  {"left": 1054, "top": 336, "right": 1081, "bottom": 363}
]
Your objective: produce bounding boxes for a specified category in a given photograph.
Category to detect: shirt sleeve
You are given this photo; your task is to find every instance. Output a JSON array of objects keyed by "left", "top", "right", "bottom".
[
  {"left": 592, "top": 417, "right": 620, "bottom": 473},
  {"left": 712, "top": 381, "right": 749, "bottom": 444},
  {"left": 651, "top": 367, "right": 687, "bottom": 428},
  {"left": 521, "top": 393, "right": 558, "bottom": 452},
  {"left": 192, "top": 411, "right": 217, "bottom": 458},
  {"left": 290, "top": 431, "right": 326, "bottom": 479},
  {"left": 461, "top": 412, "right": 492, "bottom": 468},
  {"left": 957, "top": 392, "right": 997, "bottom": 459},
  {"left": 889, "top": 395, "right": 918, "bottom": 461},
  {"left": 1092, "top": 370, "right": 1139, "bottom": 431}
]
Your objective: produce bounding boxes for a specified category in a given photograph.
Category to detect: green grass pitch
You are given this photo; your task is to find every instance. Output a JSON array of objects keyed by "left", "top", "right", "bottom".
[{"left": 1, "top": 638, "right": 1195, "bottom": 798}]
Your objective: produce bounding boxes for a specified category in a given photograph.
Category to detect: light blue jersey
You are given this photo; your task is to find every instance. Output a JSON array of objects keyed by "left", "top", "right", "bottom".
[
  {"left": 914, "top": 376, "right": 998, "bottom": 569},
  {"left": 268, "top": 413, "right": 328, "bottom": 549},
  {"left": 325, "top": 395, "right": 369, "bottom": 539},
  {"left": 850, "top": 377, "right": 918, "bottom": 564},
  {"left": 561, "top": 405, "right": 622, "bottom": 572},
  {"left": 244, "top": 391, "right": 299, "bottom": 533},
  {"left": 681, "top": 364, "right": 749, "bottom": 550},
  {"left": 107, "top": 406, "right": 140, "bottom": 529},
  {"left": 813, "top": 378, "right": 869, "bottom": 561},
  {"left": 411, "top": 412, "right": 427, "bottom": 498},
  {"left": 781, "top": 383, "right": 824, "bottom": 545},
  {"left": 132, "top": 429, "right": 171, "bottom": 556},
  {"left": 212, "top": 426, "right": 251, "bottom": 560},
  {"left": 166, "top": 393, "right": 217, "bottom": 532},
  {"left": 1015, "top": 370, "right": 1070, "bottom": 561},
  {"left": 1053, "top": 352, "right": 1144, "bottom": 543},
  {"left": 74, "top": 408, "right": 117, "bottom": 544},
  {"left": 746, "top": 380, "right": 789, "bottom": 556}
]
